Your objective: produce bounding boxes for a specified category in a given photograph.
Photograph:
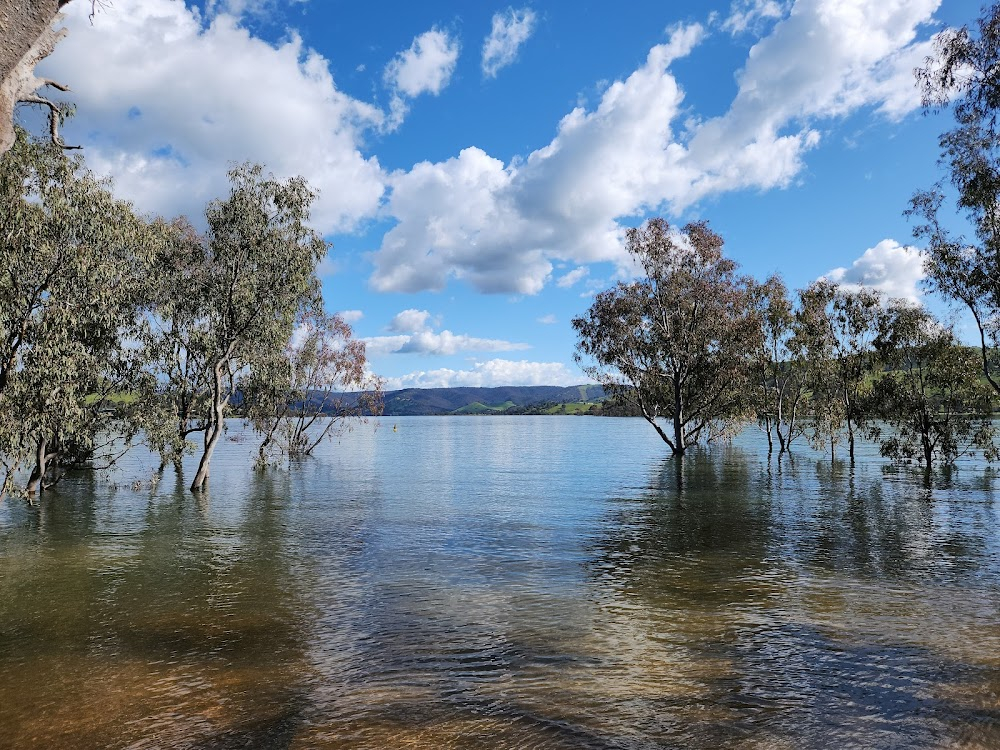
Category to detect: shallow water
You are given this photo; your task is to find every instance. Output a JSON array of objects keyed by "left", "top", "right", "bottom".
[{"left": 1, "top": 417, "right": 999, "bottom": 749}]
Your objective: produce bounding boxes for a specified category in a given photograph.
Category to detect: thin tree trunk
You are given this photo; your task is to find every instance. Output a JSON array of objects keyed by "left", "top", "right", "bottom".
[
  {"left": 672, "top": 379, "right": 685, "bottom": 456},
  {"left": 846, "top": 413, "right": 855, "bottom": 463},
  {"left": 26, "top": 436, "right": 49, "bottom": 494},
  {"left": 191, "top": 362, "right": 227, "bottom": 491}
]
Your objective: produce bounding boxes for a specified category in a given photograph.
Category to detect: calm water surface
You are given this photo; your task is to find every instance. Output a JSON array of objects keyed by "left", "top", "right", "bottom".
[{"left": 1, "top": 417, "right": 999, "bottom": 749}]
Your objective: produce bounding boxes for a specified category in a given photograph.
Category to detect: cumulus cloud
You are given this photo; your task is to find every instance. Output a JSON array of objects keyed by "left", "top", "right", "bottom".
[
  {"left": 537, "top": 314, "right": 558, "bottom": 324},
  {"left": 41, "top": 0, "right": 385, "bottom": 233},
  {"left": 824, "top": 239, "right": 926, "bottom": 302},
  {"left": 382, "top": 359, "right": 584, "bottom": 390},
  {"left": 482, "top": 8, "right": 537, "bottom": 78},
  {"left": 336, "top": 309, "right": 365, "bottom": 323},
  {"left": 685, "top": 0, "right": 940, "bottom": 201},
  {"left": 384, "top": 28, "right": 460, "bottom": 98},
  {"left": 365, "top": 311, "right": 530, "bottom": 356},
  {"left": 371, "top": 1, "right": 941, "bottom": 295},
  {"left": 370, "top": 24, "right": 703, "bottom": 295},
  {"left": 388, "top": 308, "right": 436, "bottom": 333}
]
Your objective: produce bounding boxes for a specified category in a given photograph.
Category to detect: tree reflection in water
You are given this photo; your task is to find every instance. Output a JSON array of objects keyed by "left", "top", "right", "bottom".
[
  {"left": 0, "top": 420, "right": 998, "bottom": 749},
  {"left": 587, "top": 445, "right": 1000, "bottom": 748}
]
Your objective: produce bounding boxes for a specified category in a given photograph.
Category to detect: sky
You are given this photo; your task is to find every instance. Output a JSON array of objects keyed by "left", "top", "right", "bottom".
[{"left": 34, "top": 0, "right": 982, "bottom": 390}]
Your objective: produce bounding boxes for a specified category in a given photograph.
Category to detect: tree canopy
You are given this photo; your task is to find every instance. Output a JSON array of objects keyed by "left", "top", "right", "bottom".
[
  {"left": 573, "top": 219, "right": 756, "bottom": 456},
  {"left": 911, "top": 2, "right": 1000, "bottom": 397},
  {"left": 0, "top": 127, "right": 152, "bottom": 493},
  {"left": 0, "top": 127, "right": 376, "bottom": 495}
]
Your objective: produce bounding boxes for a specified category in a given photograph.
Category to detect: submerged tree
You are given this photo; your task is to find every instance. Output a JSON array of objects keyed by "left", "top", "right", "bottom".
[
  {"left": 869, "top": 302, "right": 997, "bottom": 468},
  {"left": 141, "top": 217, "right": 215, "bottom": 469},
  {"left": 175, "top": 164, "right": 328, "bottom": 492},
  {"left": 245, "top": 311, "right": 383, "bottom": 466},
  {"left": 912, "top": 4, "right": 1000, "bottom": 396},
  {"left": 748, "top": 274, "right": 809, "bottom": 454},
  {"left": 0, "top": 127, "right": 152, "bottom": 493},
  {"left": 793, "top": 281, "right": 887, "bottom": 462},
  {"left": 573, "top": 219, "right": 756, "bottom": 456}
]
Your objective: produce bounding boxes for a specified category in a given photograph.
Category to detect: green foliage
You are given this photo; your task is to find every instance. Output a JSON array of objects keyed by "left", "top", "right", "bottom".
[
  {"left": 0, "top": 131, "right": 376, "bottom": 494},
  {"left": 0, "top": 127, "right": 154, "bottom": 493},
  {"left": 747, "top": 274, "right": 809, "bottom": 453},
  {"left": 912, "top": 5, "right": 1000, "bottom": 396},
  {"left": 143, "top": 163, "right": 332, "bottom": 490},
  {"left": 867, "top": 303, "right": 997, "bottom": 467},
  {"left": 794, "top": 281, "right": 888, "bottom": 460},
  {"left": 573, "top": 218, "right": 757, "bottom": 455}
]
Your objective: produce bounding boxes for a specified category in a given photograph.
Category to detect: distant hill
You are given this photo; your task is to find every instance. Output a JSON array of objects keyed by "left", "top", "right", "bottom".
[
  {"left": 380, "top": 385, "right": 606, "bottom": 416},
  {"left": 321, "top": 384, "right": 607, "bottom": 416}
]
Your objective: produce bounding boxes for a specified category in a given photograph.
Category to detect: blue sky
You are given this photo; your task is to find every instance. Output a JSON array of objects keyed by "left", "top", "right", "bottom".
[{"left": 38, "top": 0, "right": 980, "bottom": 389}]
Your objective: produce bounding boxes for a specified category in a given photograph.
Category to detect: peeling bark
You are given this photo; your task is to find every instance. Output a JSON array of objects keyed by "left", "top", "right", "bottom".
[{"left": 1, "top": 0, "right": 76, "bottom": 156}]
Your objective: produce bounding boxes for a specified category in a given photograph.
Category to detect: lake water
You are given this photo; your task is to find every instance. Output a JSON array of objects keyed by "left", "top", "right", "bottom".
[{"left": 1, "top": 416, "right": 999, "bottom": 749}]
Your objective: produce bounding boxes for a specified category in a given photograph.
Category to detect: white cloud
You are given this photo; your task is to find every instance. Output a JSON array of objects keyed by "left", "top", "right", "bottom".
[
  {"left": 399, "top": 331, "right": 531, "bottom": 355},
  {"left": 371, "top": 1, "right": 941, "bottom": 295},
  {"left": 537, "top": 314, "right": 557, "bottom": 324},
  {"left": 42, "top": 0, "right": 385, "bottom": 233},
  {"left": 370, "top": 24, "right": 703, "bottom": 295},
  {"left": 824, "top": 239, "right": 926, "bottom": 302},
  {"left": 363, "top": 335, "right": 412, "bottom": 356},
  {"left": 383, "top": 359, "right": 584, "bottom": 389},
  {"left": 482, "top": 7, "right": 537, "bottom": 78},
  {"left": 205, "top": 0, "right": 280, "bottom": 20},
  {"left": 365, "top": 311, "right": 529, "bottom": 356},
  {"left": 337, "top": 309, "right": 364, "bottom": 323},
  {"left": 388, "top": 308, "right": 435, "bottom": 333},
  {"left": 722, "top": 0, "right": 790, "bottom": 35},
  {"left": 557, "top": 267, "right": 589, "bottom": 288},
  {"left": 384, "top": 28, "right": 460, "bottom": 98},
  {"left": 685, "top": 0, "right": 940, "bottom": 202}
]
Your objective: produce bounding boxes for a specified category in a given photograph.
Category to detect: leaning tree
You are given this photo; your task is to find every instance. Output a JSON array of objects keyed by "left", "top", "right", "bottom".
[
  {"left": 911, "top": 2, "right": 1000, "bottom": 396},
  {"left": 145, "top": 164, "right": 328, "bottom": 492},
  {"left": 573, "top": 218, "right": 757, "bottom": 456}
]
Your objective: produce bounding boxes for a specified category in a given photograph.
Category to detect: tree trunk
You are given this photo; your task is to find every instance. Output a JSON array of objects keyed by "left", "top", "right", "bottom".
[
  {"left": 672, "top": 380, "right": 685, "bottom": 456},
  {"left": 190, "top": 363, "right": 227, "bottom": 491},
  {"left": 0, "top": 0, "right": 70, "bottom": 155},
  {"left": 26, "top": 435, "right": 49, "bottom": 494}
]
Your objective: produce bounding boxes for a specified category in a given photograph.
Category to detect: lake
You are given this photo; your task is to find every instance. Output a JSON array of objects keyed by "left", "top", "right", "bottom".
[{"left": 1, "top": 416, "right": 999, "bottom": 749}]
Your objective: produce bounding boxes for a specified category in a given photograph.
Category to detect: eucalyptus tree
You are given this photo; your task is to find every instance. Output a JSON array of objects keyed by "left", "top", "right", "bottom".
[
  {"left": 792, "top": 281, "right": 888, "bottom": 462},
  {"left": 1, "top": 0, "right": 85, "bottom": 156},
  {"left": 245, "top": 311, "right": 383, "bottom": 466},
  {"left": 573, "top": 219, "right": 757, "bottom": 456},
  {"left": 792, "top": 283, "right": 844, "bottom": 460},
  {"left": 748, "top": 274, "right": 809, "bottom": 453},
  {"left": 911, "top": 4, "right": 1000, "bottom": 396},
  {"left": 0, "top": 127, "right": 152, "bottom": 493},
  {"left": 140, "top": 217, "right": 214, "bottom": 469},
  {"left": 150, "top": 164, "right": 328, "bottom": 492},
  {"left": 869, "top": 302, "right": 997, "bottom": 468}
]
